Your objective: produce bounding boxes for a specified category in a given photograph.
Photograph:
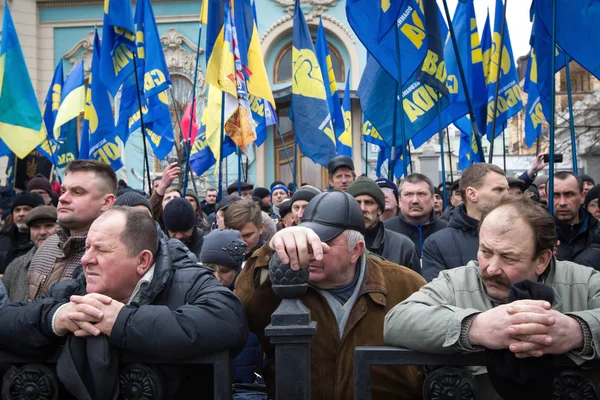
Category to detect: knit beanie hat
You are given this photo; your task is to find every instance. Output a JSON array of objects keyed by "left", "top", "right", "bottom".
[
  {"left": 584, "top": 184, "right": 600, "bottom": 209},
  {"left": 346, "top": 177, "right": 386, "bottom": 211},
  {"left": 375, "top": 177, "right": 399, "bottom": 200},
  {"left": 580, "top": 174, "right": 595, "bottom": 186},
  {"left": 163, "top": 197, "right": 196, "bottom": 232},
  {"left": 270, "top": 184, "right": 289, "bottom": 197},
  {"left": 278, "top": 199, "right": 292, "bottom": 219},
  {"left": 12, "top": 191, "right": 44, "bottom": 211},
  {"left": 200, "top": 229, "right": 247, "bottom": 270},
  {"left": 115, "top": 191, "right": 152, "bottom": 215},
  {"left": 290, "top": 185, "right": 321, "bottom": 206},
  {"left": 252, "top": 187, "right": 271, "bottom": 200},
  {"left": 26, "top": 174, "right": 52, "bottom": 197}
]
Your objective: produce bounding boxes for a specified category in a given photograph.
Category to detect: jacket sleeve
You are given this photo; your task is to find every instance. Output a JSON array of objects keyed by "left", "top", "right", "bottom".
[
  {"left": 110, "top": 269, "right": 248, "bottom": 361},
  {"left": 1, "top": 260, "right": 15, "bottom": 299},
  {"left": 149, "top": 190, "right": 164, "bottom": 221},
  {"left": 421, "top": 236, "right": 447, "bottom": 282},
  {"left": 384, "top": 273, "right": 481, "bottom": 354},
  {"left": 517, "top": 171, "right": 534, "bottom": 191},
  {"left": 565, "top": 268, "right": 600, "bottom": 360},
  {"left": 407, "top": 248, "right": 421, "bottom": 275},
  {"left": 0, "top": 281, "right": 7, "bottom": 308}
]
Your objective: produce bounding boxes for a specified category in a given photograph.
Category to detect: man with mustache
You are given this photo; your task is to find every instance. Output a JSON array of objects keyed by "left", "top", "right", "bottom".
[
  {"left": 347, "top": 177, "right": 420, "bottom": 273},
  {"left": 421, "top": 163, "right": 509, "bottom": 282},
  {"left": 385, "top": 197, "right": 600, "bottom": 397},
  {"left": 384, "top": 173, "right": 447, "bottom": 258}
]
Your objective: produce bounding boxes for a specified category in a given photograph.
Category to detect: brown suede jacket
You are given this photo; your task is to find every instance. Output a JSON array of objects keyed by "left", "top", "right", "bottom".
[{"left": 234, "top": 244, "right": 427, "bottom": 400}]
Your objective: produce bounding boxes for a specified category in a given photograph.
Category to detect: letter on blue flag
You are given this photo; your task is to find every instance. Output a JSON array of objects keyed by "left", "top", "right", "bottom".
[{"left": 338, "top": 70, "right": 353, "bottom": 157}]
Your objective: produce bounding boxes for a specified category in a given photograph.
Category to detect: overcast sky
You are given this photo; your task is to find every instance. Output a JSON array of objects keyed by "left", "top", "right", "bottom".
[{"left": 438, "top": 0, "right": 533, "bottom": 61}]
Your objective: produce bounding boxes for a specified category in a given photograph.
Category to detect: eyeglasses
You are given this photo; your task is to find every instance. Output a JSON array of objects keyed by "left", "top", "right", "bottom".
[{"left": 381, "top": 188, "right": 395, "bottom": 196}]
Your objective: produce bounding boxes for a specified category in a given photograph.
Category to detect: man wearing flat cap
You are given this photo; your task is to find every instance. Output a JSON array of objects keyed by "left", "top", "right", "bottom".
[
  {"left": 2, "top": 205, "right": 57, "bottom": 302},
  {"left": 226, "top": 181, "right": 254, "bottom": 200},
  {"left": 347, "top": 177, "right": 421, "bottom": 273},
  {"left": 235, "top": 191, "right": 426, "bottom": 400},
  {"left": 507, "top": 177, "right": 528, "bottom": 197},
  {"left": 327, "top": 155, "right": 355, "bottom": 191}
]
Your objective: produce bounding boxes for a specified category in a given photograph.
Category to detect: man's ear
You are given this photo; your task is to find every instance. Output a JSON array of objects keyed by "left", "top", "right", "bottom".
[
  {"left": 535, "top": 249, "right": 553, "bottom": 276},
  {"left": 465, "top": 187, "right": 477, "bottom": 204},
  {"left": 350, "top": 241, "right": 365, "bottom": 264},
  {"left": 259, "top": 221, "right": 264, "bottom": 235},
  {"left": 136, "top": 250, "right": 154, "bottom": 276},
  {"left": 102, "top": 194, "right": 116, "bottom": 211}
]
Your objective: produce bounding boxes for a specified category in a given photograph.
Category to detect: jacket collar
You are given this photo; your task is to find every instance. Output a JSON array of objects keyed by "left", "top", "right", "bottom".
[
  {"left": 364, "top": 221, "right": 385, "bottom": 253},
  {"left": 448, "top": 204, "right": 479, "bottom": 232},
  {"left": 397, "top": 209, "right": 437, "bottom": 228},
  {"left": 56, "top": 226, "right": 87, "bottom": 253}
]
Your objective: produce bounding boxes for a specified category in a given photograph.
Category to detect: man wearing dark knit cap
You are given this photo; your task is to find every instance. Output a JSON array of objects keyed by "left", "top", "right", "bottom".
[
  {"left": 289, "top": 185, "right": 321, "bottom": 225},
  {"left": 376, "top": 178, "right": 399, "bottom": 222},
  {"left": 163, "top": 198, "right": 204, "bottom": 259},
  {"left": 0, "top": 192, "right": 44, "bottom": 273},
  {"left": 27, "top": 174, "right": 53, "bottom": 205},
  {"left": 581, "top": 174, "right": 596, "bottom": 200},
  {"left": 114, "top": 191, "right": 153, "bottom": 217},
  {"left": 347, "top": 178, "right": 421, "bottom": 273},
  {"left": 585, "top": 184, "right": 600, "bottom": 220},
  {"left": 252, "top": 187, "right": 272, "bottom": 214}
]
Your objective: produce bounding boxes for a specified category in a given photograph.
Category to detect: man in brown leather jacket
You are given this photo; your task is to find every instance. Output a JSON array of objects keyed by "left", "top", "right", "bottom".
[
  {"left": 235, "top": 191, "right": 426, "bottom": 400},
  {"left": 26, "top": 160, "right": 116, "bottom": 301}
]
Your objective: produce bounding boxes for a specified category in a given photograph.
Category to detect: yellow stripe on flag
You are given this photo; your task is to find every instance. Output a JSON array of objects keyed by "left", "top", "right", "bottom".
[
  {"left": 53, "top": 85, "right": 85, "bottom": 138},
  {"left": 0, "top": 122, "right": 45, "bottom": 159}
]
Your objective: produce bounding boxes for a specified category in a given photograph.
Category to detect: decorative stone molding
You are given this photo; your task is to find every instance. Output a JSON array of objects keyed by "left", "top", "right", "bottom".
[
  {"left": 321, "top": 14, "right": 355, "bottom": 43},
  {"left": 261, "top": 14, "right": 354, "bottom": 44},
  {"left": 271, "top": 0, "right": 337, "bottom": 21},
  {"left": 62, "top": 30, "right": 95, "bottom": 73}
]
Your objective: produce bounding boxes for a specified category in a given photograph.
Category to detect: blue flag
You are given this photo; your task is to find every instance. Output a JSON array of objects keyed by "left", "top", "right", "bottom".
[
  {"left": 338, "top": 70, "right": 353, "bottom": 157},
  {"left": 99, "top": 0, "right": 136, "bottom": 96},
  {"left": 375, "top": 144, "right": 411, "bottom": 179},
  {"left": 362, "top": 118, "right": 387, "bottom": 148},
  {"left": 250, "top": 95, "right": 277, "bottom": 147},
  {"left": 78, "top": 117, "right": 90, "bottom": 161},
  {"left": 189, "top": 112, "right": 216, "bottom": 177},
  {"left": 316, "top": 19, "right": 345, "bottom": 138},
  {"left": 5, "top": 153, "right": 15, "bottom": 188},
  {"left": 360, "top": 1, "right": 449, "bottom": 149},
  {"left": 290, "top": 0, "right": 337, "bottom": 167},
  {"left": 57, "top": 121, "right": 78, "bottom": 168},
  {"left": 485, "top": 0, "right": 523, "bottom": 140},
  {"left": 84, "top": 30, "right": 123, "bottom": 171},
  {"left": 346, "top": 0, "right": 429, "bottom": 84},
  {"left": 458, "top": 126, "right": 483, "bottom": 170},
  {"left": 534, "top": 0, "right": 600, "bottom": 80},
  {"left": 37, "top": 61, "right": 63, "bottom": 166}
]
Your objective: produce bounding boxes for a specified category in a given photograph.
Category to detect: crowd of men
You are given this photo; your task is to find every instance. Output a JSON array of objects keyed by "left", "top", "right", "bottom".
[{"left": 0, "top": 154, "right": 598, "bottom": 399}]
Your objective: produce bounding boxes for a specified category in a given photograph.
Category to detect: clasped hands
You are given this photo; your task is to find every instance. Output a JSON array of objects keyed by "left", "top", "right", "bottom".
[
  {"left": 54, "top": 293, "right": 124, "bottom": 338},
  {"left": 468, "top": 299, "right": 584, "bottom": 358}
]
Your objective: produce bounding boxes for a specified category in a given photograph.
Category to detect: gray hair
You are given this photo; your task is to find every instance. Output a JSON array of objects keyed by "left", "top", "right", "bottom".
[{"left": 344, "top": 229, "right": 365, "bottom": 252}]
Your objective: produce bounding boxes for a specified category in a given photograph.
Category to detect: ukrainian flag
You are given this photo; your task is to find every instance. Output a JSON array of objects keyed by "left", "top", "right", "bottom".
[
  {"left": 53, "top": 61, "right": 85, "bottom": 139},
  {"left": 338, "top": 70, "right": 353, "bottom": 157},
  {"left": 290, "top": 0, "right": 336, "bottom": 167},
  {"left": 0, "top": 2, "right": 45, "bottom": 159}
]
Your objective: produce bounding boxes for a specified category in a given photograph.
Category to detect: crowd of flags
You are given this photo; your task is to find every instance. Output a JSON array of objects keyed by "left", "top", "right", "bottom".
[{"left": 0, "top": 0, "right": 598, "bottom": 186}]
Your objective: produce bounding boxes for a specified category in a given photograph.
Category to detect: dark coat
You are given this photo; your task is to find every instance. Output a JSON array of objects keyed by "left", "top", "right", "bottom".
[
  {"left": 556, "top": 209, "right": 600, "bottom": 270},
  {"left": 0, "top": 280, "right": 7, "bottom": 309},
  {"left": 231, "top": 331, "right": 263, "bottom": 384},
  {"left": 0, "top": 238, "right": 247, "bottom": 398},
  {"left": 0, "top": 224, "right": 33, "bottom": 274},
  {"left": 383, "top": 211, "right": 447, "bottom": 257},
  {"left": 181, "top": 227, "right": 204, "bottom": 259},
  {"left": 201, "top": 200, "right": 217, "bottom": 217},
  {"left": 365, "top": 222, "right": 421, "bottom": 274},
  {"left": 421, "top": 204, "right": 480, "bottom": 282}
]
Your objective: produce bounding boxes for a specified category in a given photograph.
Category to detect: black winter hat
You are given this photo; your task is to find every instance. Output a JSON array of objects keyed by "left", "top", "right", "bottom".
[
  {"left": 299, "top": 191, "right": 364, "bottom": 242},
  {"left": 346, "top": 177, "right": 386, "bottom": 211},
  {"left": 115, "top": 191, "right": 153, "bottom": 215},
  {"left": 580, "top": 174, "right": 595, "bottom": 185},
  {"left": 584, "top": 184, "right": 600, "bottom": 209},
  {"left": 375, "top": 177, "right": 398, "bottom": 199},
  {"left": 278, "top": 199, "right": 292, "bottom": 219},
  {"left": 200, "top": 229, "right": 247, "bottom": 270},
  {"left": 217, "top": 194, "right": 241, "bottom": 211},
  {"left": 227, "top": 181, "right": 253, "bottom": 195},
  {"left": 252, "top": 187, "right": 271, "bottom": 200},
  {"left": 12, "top": 191, "right": 44, "bottom": 211},
  {"left": 327, "top": 156, "right": 354, "bottom": 175},
  {"left": 163, "top": 197, "right": 196, "bottom": 232},
  {"left": 290, "top": 185, "right": 321, "bottom": 206},
  {"left": 26, "top": 174, "right": 52, "bottom": 197}
]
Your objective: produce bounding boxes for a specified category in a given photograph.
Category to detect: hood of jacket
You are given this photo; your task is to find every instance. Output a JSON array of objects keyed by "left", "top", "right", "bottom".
[{"left": 448, "top": 204, "right": 479, "bottom": 233}]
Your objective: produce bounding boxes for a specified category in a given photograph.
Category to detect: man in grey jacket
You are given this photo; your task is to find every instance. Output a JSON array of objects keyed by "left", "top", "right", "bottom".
[
  {"left": 347, "top": 178, "right": 421, "bottom": 274},
  {"left": 385, "top": 197, "right": 600, "bottom": 394}
]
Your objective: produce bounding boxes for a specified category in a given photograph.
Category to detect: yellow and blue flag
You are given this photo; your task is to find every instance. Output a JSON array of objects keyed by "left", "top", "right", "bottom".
[
  {"left": 376, "top": 145, "right": 410, "bottom": 179},
  {"left": 0, "top": 2, "right": 45, "bottom": 159},
  {"left": 485, "top": 0, "right": 523, "bottom": 140},
  {"left": 99, "top": 0, "right": 136, "bottom": 96},
  {"left": 458, "top": 127, "right": 483, "bottom": 170},
  {"left": 57, "top": 122, "right": 78, "bottom": 167},
  {"left": 5, "top": 153, "right": 15, "bottom": 187},
  {"left": 534, "top": 0, "right": 600, "bottom": 80},
  {"left": 359, "top": 0, "right": 449, "bottom": 149},
  {"left": 83, "top": 30, "right": 123, "bottom": 171},
  {"left": 362, "top": 118, "right": 387, "bottom": 148},
  {"left": 346, "top": 0, "right": 428, "bottom": 85},
  {"left": 205, "top": 0, "right": 224, "bottom": 68},
  {"left": 0, "top": 140, "right": 11, "bottom": 157},
  {"left": 53, "top": 61, "right": 85, "bottom": 138},
  {"left": 189, "top": 109, "right": 217, "bottom": 177},
  {"left": 249, "top": 94, "right": 277, "bottom": 147},
  {"left": 316, "top": 19, "right": 345, "bottom": 138},
  {"left": 290, "top": 0, "right": 336, "bottom": 167},
  {"left": 37, "top": 62, "right": 63, "bottom": 166},
  {"left": 338, "top": 70, "right": 352, "bottom": 157}
]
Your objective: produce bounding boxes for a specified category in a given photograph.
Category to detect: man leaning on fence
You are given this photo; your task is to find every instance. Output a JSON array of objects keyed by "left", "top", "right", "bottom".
[
  {"left": 0, "top": 207, "right": 247, "bottom": 399},
  {"left": 235, "top": 190, "right": 426, "bottom": 400},
  {"left": 384, "top": 197, "right": 600, "bottom": 398}
]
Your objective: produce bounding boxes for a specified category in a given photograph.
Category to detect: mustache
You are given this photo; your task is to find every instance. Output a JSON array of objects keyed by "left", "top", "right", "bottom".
[
  {"left": 364, "top": 213, "right": 376, "bottom": 222},
  {"left": 481, "top": 271, "right": 512, "bottom": 288}
]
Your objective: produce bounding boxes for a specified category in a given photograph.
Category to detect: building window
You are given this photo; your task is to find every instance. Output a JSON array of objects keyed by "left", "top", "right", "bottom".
[{"left": 274, "top": 40, "right": 345, "bottom": 84}]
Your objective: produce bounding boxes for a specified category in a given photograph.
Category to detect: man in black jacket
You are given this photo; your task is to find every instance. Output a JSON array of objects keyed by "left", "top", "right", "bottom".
[
  {"left": 0, "top": 207, "right": 247, "bottom": 398},
  {"left": 554, "top": 171, "right": 600, "bottom": 270},
  {"left": 163, "top": 197, "right": 204, "bottom": 259},
  {"left": 0, "top": 191, "right": 44, "bottom": 273},
  {"left": 347, "top": 178, "right": 421, "bottom": 273},
  {"left": 384, "top": 173, "right": 447, "bottom": 258},
  {"left": 421, "top": 163, "right": 509, "bottom": 281}
]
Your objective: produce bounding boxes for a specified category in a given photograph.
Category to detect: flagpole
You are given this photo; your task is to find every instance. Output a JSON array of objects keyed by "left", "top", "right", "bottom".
[
  {"left": 132, "top": 54, "right": 153, "bottom": 196},
  {"left": 446, "top": 127, "right": 454, "bottom": 182},
  {"left": 237, "top": 146, "right": 242, "bottom": 195},
  {"left": 46, "top": 138, "right": 61, "bottom": 183},
  {"left": 392, "top": 20, "right": 408, "bottom": 179},
  {"left": 170, "top": 94, "right": 199, "bottom": 195},
  {"left": 436, "top": 95, "right": 447, "bottom": 208},
  {"left": 364, "top": 140, "right": 368, "bottom": 176},
  {"left": 441, "top": 0, "right": 485, "bottom": 162},
  {"left": 407, "top": 142, "right": 413, "bottom": 174},
  {"left": 548, "top": 0, "right": 557, "bottom": 215},
  {"left": 488, "top": 0, "right": 509, "bottom": 163},
  {"left": 293, "top": 143, "right": 298, "bottom": 189},
  {"left": 276, "top": 123, "right": 294, "bottom": 176},
  {"left": 502, "top": 122, "right": 507, "bottom": 172},
  {"left": 218, "top": 91, "right": 226, "bottom": 202},
  {"left": 564, "top": 56, "right": 578, "bottom": 174}
]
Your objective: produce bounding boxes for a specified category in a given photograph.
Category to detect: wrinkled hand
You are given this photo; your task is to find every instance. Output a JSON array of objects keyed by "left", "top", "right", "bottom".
[
  {"left": 468, "top": 300, "right": 553, "bottom": 350},
  {"left": 156, "top": 162, "right": 182, "bottom": 196},
  {"left": 528, "top": 153, "right": 549, "bottom": 177},
  {"left": 68, "top": 293, "right": 124, "bottom": 337},
  {"left": 507, "top": 309, "right": 584, "bottom": 358},
  {"left": 268, "top": 226, "right": 330, "bottom": 271}
]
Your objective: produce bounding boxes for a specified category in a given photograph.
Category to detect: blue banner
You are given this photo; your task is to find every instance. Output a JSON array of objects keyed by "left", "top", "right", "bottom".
[{"left": 338, "top": 70, "right": 353, "bottom": 157}]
